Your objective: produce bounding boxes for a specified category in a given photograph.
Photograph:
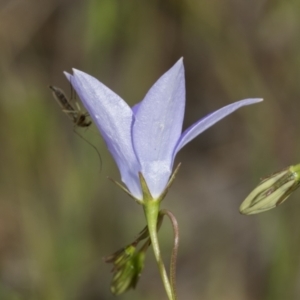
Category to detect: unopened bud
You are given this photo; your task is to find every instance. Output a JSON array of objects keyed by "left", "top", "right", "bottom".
[
  {"left": 104, "top": 239, "right": 149, "bottom": 296},
  {"left": 104, "top": 244, "right": 146, "bottom": 295},
  {"left": 240, "top": 164, "right": 300, "bottom": 215},
  {"left": 110, "top": 251, "right": 145, "bottom": 295}
]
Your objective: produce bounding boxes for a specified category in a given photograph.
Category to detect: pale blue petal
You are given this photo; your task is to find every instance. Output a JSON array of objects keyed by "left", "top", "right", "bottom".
[
  {"left": 132, "top": 58, "right": 186, "bottom": 198},
  {"left": 64, "top": 72, "right": 72, "bottom": 82},
  {"left": 131, "top": 102, "right": 141, "bottom": 115},
  {"left": 174, "top": 98, "right": 263, "bottom": 155},
  {"left": 65, "top": 70, "right": 143, "bottom": 199}
]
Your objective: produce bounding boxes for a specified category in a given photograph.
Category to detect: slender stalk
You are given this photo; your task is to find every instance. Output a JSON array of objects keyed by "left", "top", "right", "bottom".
[
  {"left": 144, "top": 202, "right": 174, "bottom": 300},
  {"left": 160, "top": 209, "right": 179, "bottom": 299}
]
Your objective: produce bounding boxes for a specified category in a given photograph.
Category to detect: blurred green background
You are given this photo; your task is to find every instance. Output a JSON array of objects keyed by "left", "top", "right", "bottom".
[{"left": 1, "top": 0, "right": 300, "bottom": 299}]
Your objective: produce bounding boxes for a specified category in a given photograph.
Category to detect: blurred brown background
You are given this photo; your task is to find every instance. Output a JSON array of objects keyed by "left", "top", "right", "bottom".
[{"left": 1, "top": 0, "right": 300, "bottom": 299}]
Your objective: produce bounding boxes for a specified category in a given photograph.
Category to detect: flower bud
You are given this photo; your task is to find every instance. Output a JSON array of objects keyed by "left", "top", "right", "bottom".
[
  {"left": 240, "top": 164, "right": 300, "bottom": 215},
  {"left": 110, "top": 251, "right": 145, "bottom": 295},
  {"left": 104, "top": 244, "right": 146, "bottom": 295}
]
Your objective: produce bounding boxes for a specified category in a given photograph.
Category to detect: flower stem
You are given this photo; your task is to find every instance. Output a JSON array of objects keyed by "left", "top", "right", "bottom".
[
  {"left": 144, "top": 202, "right": 175, "bottom": 300},
  {"left": 160, "top": 209, "right": 179, "bottom": 299}
]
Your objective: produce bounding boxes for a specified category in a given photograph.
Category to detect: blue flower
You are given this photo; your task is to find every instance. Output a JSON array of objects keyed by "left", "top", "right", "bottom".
[{"left": 65, "top": 59, "right": 262, "bottom": 201}]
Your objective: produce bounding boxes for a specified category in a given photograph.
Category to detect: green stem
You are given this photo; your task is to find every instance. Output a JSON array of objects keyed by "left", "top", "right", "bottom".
[{"left": 144, "top": 202, "right": 174, "bottom": 300}]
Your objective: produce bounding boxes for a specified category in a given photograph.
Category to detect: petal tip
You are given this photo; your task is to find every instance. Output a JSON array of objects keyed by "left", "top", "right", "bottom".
[
  {"left": 72, "top": 68, "right": 81, "bottom": 75},
  {"left": 239, "top": 97, "right": 264, "bottom": 105},
  {"left": 250, "top": 98, "right": 264, "bottom": 104},
  {"left": 175, "top": 57, "right": 184, "bottom": 68},
  {"left": 63, "top": 71, "right": 72, "bottom": 81}
]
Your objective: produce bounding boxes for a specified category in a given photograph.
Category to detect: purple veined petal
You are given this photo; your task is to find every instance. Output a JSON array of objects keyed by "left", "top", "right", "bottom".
[
  {"left": 132, "top": 58, "right": 186, "bottom": 198},
  {"left": 65, "top": 70, "right": 143, "bottom": 199},
  {"left": 174, "top": 98, "right": 263, "bottom": 156}
]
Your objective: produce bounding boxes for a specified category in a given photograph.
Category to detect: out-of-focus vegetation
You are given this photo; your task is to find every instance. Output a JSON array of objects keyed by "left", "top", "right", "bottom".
[{"left": 1, "top": 0, "right": 300, "bottom": 299}]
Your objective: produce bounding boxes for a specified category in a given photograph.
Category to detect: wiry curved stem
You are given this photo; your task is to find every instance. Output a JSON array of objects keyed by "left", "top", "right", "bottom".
[{"left": 160, "top": 209, "right": 179, "bottom": 299}]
